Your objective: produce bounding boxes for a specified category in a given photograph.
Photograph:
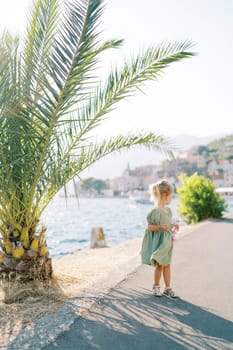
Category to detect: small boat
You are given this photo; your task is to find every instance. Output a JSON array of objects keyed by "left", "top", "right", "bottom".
[
  {"left": 216, "top": 187, "right": 233, "bottom": 198},
  {"left": 129, "top": 190, "right": 152, "bottom": 205}
]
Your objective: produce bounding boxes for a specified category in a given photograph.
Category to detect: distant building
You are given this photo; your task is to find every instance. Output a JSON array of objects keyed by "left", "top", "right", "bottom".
[
  {"left": 186, "top": 154, "right": 206, "bottom": 168},
  {"left": 109, "top": 176, "right": 143, "bottom": 193},
  {"left": 208, "top": 160, "right": 233, "bottom": 187},
  {"left": 211, "top": 172, "right": 225, "bottom": 187}
]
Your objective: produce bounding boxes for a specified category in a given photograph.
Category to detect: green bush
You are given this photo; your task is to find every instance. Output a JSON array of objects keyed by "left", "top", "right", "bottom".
[{"left": 177, "top": 173, "right": 227, "bottom": 224}]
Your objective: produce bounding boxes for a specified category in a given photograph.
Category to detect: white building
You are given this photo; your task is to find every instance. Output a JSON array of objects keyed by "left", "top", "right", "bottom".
[{"left": 208, "top": 160, "right": 233, "bottom": 187}]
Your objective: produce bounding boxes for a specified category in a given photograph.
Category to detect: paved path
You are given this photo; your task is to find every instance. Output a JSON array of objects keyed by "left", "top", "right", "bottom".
[{"left": 42, "top": 216, "right": 233, "bottom": 350}]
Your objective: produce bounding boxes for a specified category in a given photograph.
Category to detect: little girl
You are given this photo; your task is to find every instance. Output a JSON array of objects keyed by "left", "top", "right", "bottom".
[{"left": 140, "top": 179, "right": 179, "bottom": 298}]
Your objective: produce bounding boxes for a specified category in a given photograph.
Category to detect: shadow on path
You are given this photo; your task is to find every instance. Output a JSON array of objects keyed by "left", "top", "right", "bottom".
[{"left": 43, "top": 284, "right": 233, "bottom": 350}]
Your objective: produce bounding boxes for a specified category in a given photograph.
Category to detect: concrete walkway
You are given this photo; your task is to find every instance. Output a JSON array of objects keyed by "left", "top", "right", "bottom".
[{"left": 42, "top": 215, "right": 233, "bottom": 350}]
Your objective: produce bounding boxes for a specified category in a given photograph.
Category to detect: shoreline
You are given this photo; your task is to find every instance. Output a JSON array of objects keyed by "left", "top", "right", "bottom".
[{"left": 52, "top": 237, "right": 142, "bottom": 298}]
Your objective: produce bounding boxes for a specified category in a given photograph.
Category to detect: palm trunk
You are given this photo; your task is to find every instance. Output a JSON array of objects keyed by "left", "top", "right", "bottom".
[
  {"left": 0, "top": 225, "right": 53, "bottom": 282},
  {"left": 0, "top": 253, "right": 52, "bottom": 282}
]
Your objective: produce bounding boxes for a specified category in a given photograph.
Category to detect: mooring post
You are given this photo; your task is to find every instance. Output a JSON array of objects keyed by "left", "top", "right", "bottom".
[{"left": 90, "top": 227, "right": 108, "bottom": 248}]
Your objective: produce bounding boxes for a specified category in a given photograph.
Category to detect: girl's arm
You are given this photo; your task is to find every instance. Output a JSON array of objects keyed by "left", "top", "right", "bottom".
[{"left": 147, "top": 222, "right": 170, "bottom": 232}]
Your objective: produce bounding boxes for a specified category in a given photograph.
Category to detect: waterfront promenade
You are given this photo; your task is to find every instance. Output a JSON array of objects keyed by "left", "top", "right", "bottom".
[{"left": 7, "top": 214, "right": 233, "bottom": 350}]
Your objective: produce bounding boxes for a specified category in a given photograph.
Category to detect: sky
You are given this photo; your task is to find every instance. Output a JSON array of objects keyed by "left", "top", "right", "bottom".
[{"left": 0, "top": 0, "right": 232, "bottom": 178}]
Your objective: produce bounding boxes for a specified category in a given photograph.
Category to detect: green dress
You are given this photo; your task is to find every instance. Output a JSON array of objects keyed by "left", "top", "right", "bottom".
[{"left": 141, "top": 207, "right": 173, "bottom": 266}]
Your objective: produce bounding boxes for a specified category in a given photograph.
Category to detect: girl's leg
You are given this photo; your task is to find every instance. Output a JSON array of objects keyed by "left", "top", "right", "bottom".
[
  {"left": 163, "top": 264, "right": 178, "bottom": 298},
  {"left": 153, "top": 264, "right": 163, "bottom": 296},
  {"left": 163, "top": 264, "right": 171, "bottom": 288},
  {"left": 154, "top": 264, "right": 163, "bottom": 285}
]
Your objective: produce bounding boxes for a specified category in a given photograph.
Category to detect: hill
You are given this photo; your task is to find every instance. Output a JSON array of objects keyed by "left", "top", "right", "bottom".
[
  {"left": 82, "top": 133, "right": 222, "bottom": 179},
  {"left": 191, "top": 134, "right": 233, "bottom": 160}
]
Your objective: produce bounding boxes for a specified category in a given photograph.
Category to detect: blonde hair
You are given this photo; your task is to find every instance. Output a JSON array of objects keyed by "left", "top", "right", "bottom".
[{"left": 150, "top": 179, "right": 173, "bottom": 203}]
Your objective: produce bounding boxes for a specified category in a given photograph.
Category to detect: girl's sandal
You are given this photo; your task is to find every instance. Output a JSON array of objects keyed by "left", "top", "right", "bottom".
[
  {"left": 152, "top": 285, "right": 162, "bottom": 297},
  {"left": 163, "top": 288, "right": 178, "bottom": 298}
]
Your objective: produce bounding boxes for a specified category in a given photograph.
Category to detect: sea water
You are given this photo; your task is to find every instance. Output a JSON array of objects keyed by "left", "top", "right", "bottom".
[{"left": 41, "top": 196, "right": 233, "bottom": 257}]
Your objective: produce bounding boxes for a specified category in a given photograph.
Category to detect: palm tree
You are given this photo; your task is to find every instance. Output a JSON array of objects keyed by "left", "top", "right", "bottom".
[{"left": 0, "top": 0, "right": 195, "bottom": 281}]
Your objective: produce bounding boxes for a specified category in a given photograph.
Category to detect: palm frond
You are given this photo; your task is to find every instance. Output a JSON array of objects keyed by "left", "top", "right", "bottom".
[
  {"left": 75, "top": 41, "right": 196, "bottom": 134},
  {"left": 23, "top": 0, "right": 60, "bottom": 97},
  {"left": 23, "top": 0, "right": 112, "bottom": 210},
  {"left": 29, "top": 40, "right": 194, "bottom": 209},
  {"left": 44, "top": 0, "right": 103, "bottom": 106},
  {"left": 34, "top": 131, "right": 174, "bottom": 214},
  {"left": 0, "top": 32, "right": 22, "bottom": 120},
  {"left": 42, "top": 40, "right": 195, "bottom": 155},
  {"left": 77, "top": 132, "right": 175, "bottom": 173}
]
